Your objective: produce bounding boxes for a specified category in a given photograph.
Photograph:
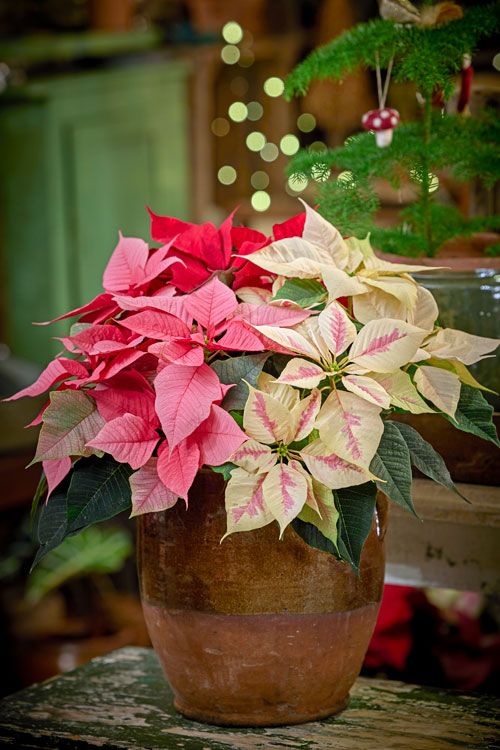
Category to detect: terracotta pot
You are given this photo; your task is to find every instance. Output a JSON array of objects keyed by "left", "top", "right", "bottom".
[{"left": 137, "top": 471, "right": 387, "bottom": 726}]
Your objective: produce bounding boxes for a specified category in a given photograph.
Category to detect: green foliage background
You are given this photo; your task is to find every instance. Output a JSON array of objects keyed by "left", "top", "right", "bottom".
[{"left": 286, "top": 3, "right": 500, "bottom": 256}]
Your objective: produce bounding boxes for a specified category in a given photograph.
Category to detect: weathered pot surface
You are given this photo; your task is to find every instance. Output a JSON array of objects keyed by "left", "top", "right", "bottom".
[{"left": 137, "top": 471, "right": 387, "bottom": 727}]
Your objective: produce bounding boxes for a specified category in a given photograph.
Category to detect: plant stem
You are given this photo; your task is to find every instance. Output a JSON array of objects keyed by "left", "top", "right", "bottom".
[{"left": 420, "top": 94, "right": 434, "bottom": 255}]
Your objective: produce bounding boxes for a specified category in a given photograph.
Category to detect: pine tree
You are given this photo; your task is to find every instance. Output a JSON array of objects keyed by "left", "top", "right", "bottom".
[{"left": 285, "top": 2, "right": 500, "bottom": 257}]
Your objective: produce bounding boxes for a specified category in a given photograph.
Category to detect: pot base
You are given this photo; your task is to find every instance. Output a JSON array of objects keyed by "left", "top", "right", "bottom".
[
  {"left": 142, "top": 601, "right": 380, "bottom": 728},
  {"left": 173, "top": 695, "right": 350, "bottom": 727}
]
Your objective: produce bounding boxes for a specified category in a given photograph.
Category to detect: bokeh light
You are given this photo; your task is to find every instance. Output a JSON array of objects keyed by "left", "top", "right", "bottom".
[
  {"left": 228, "top": 101, "right": 248, "bottom": 122},
  {"left": 251, "top": 171, "right": 270, "bottom": 189},
  {"left": 410, "top": 169, "right": 440, "bottom": 193},
  {"left": 260, "top": 142, "right": 279, "bottom": 162},
  {"left": 251, "top": 191, "right": 271, "bottom": 211},
  {"left": 297, "top": 113, "right": 316, "bottom": 132},
  {"left": 493, "top": 53, "right": 500, "bottom": 71},
  {"left": 222, "top": 21, "right": 243, "bottom": 44},
  {"left": 263, "top": 77, "right": 285, "bottom": 97},
  {"left": 247, "top": 101, "right": 264, "bottom": 121},
  {"left": 337, "top": 170, "right": 354, "bottom": 184},
  {"left": 280, "top": 134, "right": 300, "bottom": 156},
  {"left": 429, "top": 174, "right": 439, "bottom": 192},
  {"left": 211, "top": 117, "right": 230, "bottom": 137},
  {"left": 218, "top": 165, "right": 237, "bottom": 185},
  {"left": 246, "top": 131, "right": 266, "bottom": 151},
  {"left": 221, "top": 45, "right": 240, "bottom": 65},
  {"left": 287, "top": 175, "right": 308, "bottom": 193},
  {"left": 310, "top": 140, "right": 327, "bottom": 153},
  {"left": 312, "top": 165, "right": 331, "bottom": 182}
]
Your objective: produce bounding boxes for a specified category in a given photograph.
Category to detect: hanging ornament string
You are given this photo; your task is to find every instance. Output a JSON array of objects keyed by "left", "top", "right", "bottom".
[
  {"left": 375, "top": 50, "right": 395, "bottom": 109},
  {"left": 362, "top": 50, "right": 399, "bottom": 147}
]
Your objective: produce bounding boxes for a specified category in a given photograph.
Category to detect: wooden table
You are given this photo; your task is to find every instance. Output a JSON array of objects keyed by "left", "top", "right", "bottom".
[{"left": 0, "top": 647, "right": 498, "bottom": 749}]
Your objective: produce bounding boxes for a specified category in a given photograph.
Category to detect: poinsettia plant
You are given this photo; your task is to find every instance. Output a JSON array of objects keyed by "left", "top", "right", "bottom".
[{"left": 8, "top": 202, "right": 499, "bottom": 570}]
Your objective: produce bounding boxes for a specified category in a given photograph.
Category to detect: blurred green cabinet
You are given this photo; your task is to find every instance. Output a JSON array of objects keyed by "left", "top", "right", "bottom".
[{"left": 0, "top": 59, "right": 190, "bottom": 363}]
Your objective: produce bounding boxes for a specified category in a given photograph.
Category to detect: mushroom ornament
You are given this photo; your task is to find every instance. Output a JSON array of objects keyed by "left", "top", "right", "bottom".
[{"left": 362, "top": 107, "right": 400, "bottom": 147}]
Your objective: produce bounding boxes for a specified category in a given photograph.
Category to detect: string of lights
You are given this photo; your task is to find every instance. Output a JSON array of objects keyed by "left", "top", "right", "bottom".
[{"left": 210, "top": 20, "right": 328, "bottom": 213}]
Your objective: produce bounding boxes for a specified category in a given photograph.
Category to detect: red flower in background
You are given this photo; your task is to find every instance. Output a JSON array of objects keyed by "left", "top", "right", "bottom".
[
  {"left": 148, "top": 207, "right": 305, "bottom": 292},
  {"left": 365, "top": 585, "right": 417, "bottom": 673},
  {"left": 365, "top": 584, "right": 500, "bottom": 692}
]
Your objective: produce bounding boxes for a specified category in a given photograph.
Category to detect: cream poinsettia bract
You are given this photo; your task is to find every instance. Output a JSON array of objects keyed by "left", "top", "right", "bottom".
[
  {"left": 226, "top": 202, "right": 498, "bottom": 541},
  {"left": 224, "top": 374, "right": 368, "bottom": 539}
]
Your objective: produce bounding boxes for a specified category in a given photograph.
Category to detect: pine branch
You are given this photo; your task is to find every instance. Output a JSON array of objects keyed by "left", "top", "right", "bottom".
[
  {"left": 315, "top": 179, "right": 380, "bottom": 238},
  {"left": 286, "top": 2, "right": 500, "bottom": 257},
  {"left": 285, "top": 19, "right": 400, "bottom": 98},
  {"left": 289, "top": 112, "right": 500, "bottom": 242},
  {"left": 285, "top": 3, "right": 500, "bottom": 99},
  {"left": 290, "top": 114, "right": 500, "bottom": 185},
  {"left": 371, "top": 208, "right": 500, "bottom": 257}
]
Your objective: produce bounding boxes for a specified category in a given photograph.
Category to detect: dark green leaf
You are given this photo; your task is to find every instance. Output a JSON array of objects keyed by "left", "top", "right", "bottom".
[
  {"left": 212, "top": 353, "right": 269, "bottom": 410},
  {"left": 370, "top": 422, "right": 416, "bottom": 516},
  {"left": 291, "top": 517, "right": 340, "bottom": 558},
  {"left": 66, "top": 455, "right": 132, "bottom": 533},
  {"left": 211, "top": 462, "right": 237, "bottom": 481},
  {"left": 30, "top": 473, "right": 47, "bottom": 532},
  {"left": 444, "top": 384, "right": 499, "bottom": 447},
  {"left": 31, "top": 491, "right": 69, "bottom": 570},
  {"left": 268, "top": 354, "right": 291, "bottom": 377},
  {"left": 335, "top": 482, "right": 377, "bottom": 571},
  {"left": 273, "top": 278, "right": 326, "bottom": 308},
  {"left": 390, "top": 421, "right": 468, "bottom": 502}
]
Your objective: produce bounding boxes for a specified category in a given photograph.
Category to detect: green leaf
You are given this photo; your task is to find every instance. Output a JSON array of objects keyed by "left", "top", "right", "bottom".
[
  {"left": 370, "top": 421, "right": 416, "bottom": 516},
  {"left": 291, "top": 517, "right": 340, "bottom": 558},
  {"left": 335, "top": 482, "right": 377, "bottom": 571},
  {"left": 66, "top": 455, "right": 133, "bottom": 533},
  {"left": 31, "top": 491, "right": 69, "bottom": 570},
  {"left": 273, "top": 278, "right": 326, "bottom": 308},
  {"left": 444, "top": 384, "right": 499, "bottom": 447},
  {"left": 30, "top": 390, "right": 104, "bottom": 464},
  {"left": 212, "top": 353, "right": 269, "bottom": 410},
  {"left": 390, "top": 421, "right": 467, "bottom": 502},
  {"left": 27, "top": 525, "right": 132, "bottom": 604},
  {"left": 30, "top": 473, "right": 48, "bottom": 532},
  {"left": 229, "top": 410, "right": 244, "bottom": 428},
  {"left": 211, "top": 462, "right": 237, "bottom": 481}
]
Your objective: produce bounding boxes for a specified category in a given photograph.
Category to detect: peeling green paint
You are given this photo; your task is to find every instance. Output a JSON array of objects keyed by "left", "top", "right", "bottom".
[{"left": 0, "top": 648, "right": 498, "bottom": 749}]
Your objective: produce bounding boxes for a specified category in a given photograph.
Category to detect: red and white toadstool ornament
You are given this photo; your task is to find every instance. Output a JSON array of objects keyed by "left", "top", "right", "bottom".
[{"left": 362, "top": 107, "right": 400, "bottom": 147}]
